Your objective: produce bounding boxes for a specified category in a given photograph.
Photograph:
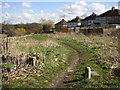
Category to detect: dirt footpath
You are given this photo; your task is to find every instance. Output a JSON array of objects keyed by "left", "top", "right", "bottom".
[{"left": 47, "top": 44, "right": 80, "bottom": 88}]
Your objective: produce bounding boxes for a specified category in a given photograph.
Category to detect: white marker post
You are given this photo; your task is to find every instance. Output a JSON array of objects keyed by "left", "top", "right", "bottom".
[{"left": 85, "top": 67, "right": 91, "bottom": 79}]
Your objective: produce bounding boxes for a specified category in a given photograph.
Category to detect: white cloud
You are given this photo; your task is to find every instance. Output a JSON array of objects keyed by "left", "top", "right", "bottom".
[
  {"left": 114, "top": 6, "right": 118, "bottom": 9},
  {"left": 22, "top": 2, "right": 31, "bottom": 8},
  {"left": 106, "top": 6, "right": 118, "bottom": 11},
  {"left": 0, "top": 5, "right": 1, "bottom": 8},
  {"left": 2, "top": 11, "right": 59, "bottom": 24},
  {"left": 29, "top": 9, "right": 34, "bottom": 13},
  {"left": 3, "top": 3, "right": 10, "bottom": 8},
  {"left": 88, "top": 3, "right": 106, "bottom": 14},
  {"left": 22, "top": 13, "right": 35, "bottom": 21},
  {"left": 34, "top": 10, "right": 59, "bottom": 22},
  {"left": 57, "top": 1, "right": 108, "bottom": 20},
  {"left": 23, "top": 13, "right": 32, "bottom": 18},
  {"left": 57, "top": 1, "right": 88, "bottom": 20},
  {"left": 1, "top": 1, "right": 110, "bottom": 24},
  {"left": 75, "top": 1, "right": 87, "bottom": 6},
  {"left": 21, "top": 9, "right": 34, "bottom": 13}
]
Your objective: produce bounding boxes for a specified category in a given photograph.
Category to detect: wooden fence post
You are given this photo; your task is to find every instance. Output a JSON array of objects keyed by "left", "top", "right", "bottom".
[{"left": 2, "top": 36, "right": 9, "bottom": 56}]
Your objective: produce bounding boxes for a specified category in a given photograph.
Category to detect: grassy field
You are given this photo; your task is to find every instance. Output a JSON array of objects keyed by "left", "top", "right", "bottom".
[
  {"left": 2, "top": 33, "right": 120, "bottom": 88},
  {"left": 50, "top": 33, "right": 120, "bottom": 88},
  {"left": 2, "top": 34, "right": 75, "bottom": 88},
  {"left": 65, "top": 39, "right": 119, "bottom": 88}
]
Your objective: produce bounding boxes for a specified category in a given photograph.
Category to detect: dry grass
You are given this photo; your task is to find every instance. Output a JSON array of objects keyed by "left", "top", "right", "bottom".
[
  {"left": 49, "top": 32, "right": 119, "bottom": 66},
  {"left": 40, "top": 40, "right": 60, "bottom": 47},
  {"left": 48, "top": 32, "right": 77, "bottom": 38},
  {"left": 7, "top": 36, "right": 60, "bottom": 56}
]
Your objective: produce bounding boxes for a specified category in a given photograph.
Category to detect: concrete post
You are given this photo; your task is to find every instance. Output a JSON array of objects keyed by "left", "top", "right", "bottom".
[
  {"left": 85, "top": 67, "right": 91, "bottom": 79},
  {"left": 33, "top": 57, "right": 36, "bottom": 66}
]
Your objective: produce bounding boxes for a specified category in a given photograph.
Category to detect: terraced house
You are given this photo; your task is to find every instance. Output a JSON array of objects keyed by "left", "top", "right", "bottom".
[
  {"left": 55, "top": 19, "right": 68, "bottom": 29},
  {"left": 67, "top": 16, "right": 81, "bottom": 28},
  {"left": 81, "top": 13, "right": 98, "bottom": 27},
  {"left": 55, "top": 7, "right": 120, "bottom": 29},
  {"left": 95, "top": 7, "right": 120, "bottom": 28}
]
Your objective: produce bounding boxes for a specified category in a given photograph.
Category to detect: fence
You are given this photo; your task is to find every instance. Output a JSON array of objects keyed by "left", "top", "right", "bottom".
[
  {"left": 79, "top": 27, "right": 103, "bottom": 35},
  {"left": 1, "top": 36, "right": 45, "bottom": 76},
  {"left": 0, "top": 35, "right": 9, "bottom": 56}
]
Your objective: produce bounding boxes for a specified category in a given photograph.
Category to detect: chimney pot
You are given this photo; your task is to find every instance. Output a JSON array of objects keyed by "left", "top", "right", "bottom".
[{"left": 112, "top": 7, "right": 115, "bottom": 10}]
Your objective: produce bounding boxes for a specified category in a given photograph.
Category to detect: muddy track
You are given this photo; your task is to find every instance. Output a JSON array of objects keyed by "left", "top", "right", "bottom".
[{"left": 47, "top": 43, "right": 80, "bottom": 88}]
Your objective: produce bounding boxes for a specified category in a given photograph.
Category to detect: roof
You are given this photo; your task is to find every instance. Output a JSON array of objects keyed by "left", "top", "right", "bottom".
[
  {"left": 81, "top": 13, "right": 98, "bottom": 21},
  {"left": 68, "top": 16, "right": 81, "bottom": 23},
  {"left": 55, "top": 19, "right": 67, "bottom": 25},
  {"left": 98, "top": 7, "right": 120, "bottom": 17}
]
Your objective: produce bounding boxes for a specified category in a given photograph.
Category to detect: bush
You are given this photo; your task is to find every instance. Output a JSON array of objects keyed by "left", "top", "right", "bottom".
[
  {"left": 2, "top": 24, "right": 15, "bottom": 36},
  {"left": 14, "top": 28, "right": 26, "bottom": 36}
]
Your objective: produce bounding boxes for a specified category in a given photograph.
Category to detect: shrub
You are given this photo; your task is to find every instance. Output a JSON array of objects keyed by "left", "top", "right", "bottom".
[{"left": 14, "top": 28, "right": 26, "bottom": 36}]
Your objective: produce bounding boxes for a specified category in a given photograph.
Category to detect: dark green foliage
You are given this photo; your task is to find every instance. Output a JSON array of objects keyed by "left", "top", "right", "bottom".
[
  {"left": 2, "top": 22, "right": 55, "bottom": 36},
  {"left": 2, "top": 24, "right": 15, "bottom": 36}
]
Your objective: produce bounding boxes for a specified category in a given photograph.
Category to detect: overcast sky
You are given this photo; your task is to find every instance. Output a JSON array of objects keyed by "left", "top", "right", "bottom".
[{"left": 0, "top": 1, "right": 119, "bottom": 24}]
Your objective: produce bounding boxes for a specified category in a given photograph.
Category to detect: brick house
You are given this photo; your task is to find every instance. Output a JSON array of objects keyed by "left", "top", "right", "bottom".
[
  {"left": 55, "top": 19, "right": 67, "bottom": 29},
  {"left": 95, "top": 7, "right": 120, "bottom": 28},
  {"left": 81, "top": 13, "right": 98, "bottom": 27},
  {"left": 67, "top": 16, "right": 81, "bottom": 28}
]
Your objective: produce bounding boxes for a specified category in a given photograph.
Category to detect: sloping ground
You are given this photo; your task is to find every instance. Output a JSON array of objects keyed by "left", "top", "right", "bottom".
[{"left": 47, "top": 33, "right": 120, "bottom": 88}]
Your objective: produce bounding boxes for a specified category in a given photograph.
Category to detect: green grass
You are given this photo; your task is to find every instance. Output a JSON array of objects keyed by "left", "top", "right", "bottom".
[
  {"left": 2, "top": 33, "right": 119, "bottom": 88},
  {"left": 2, "top": 34, "right": 75, "bottom": 88},
  {"left": 56, "top": 37, "right": 120, "bottom": 88},
  {"left": 2, "top": 63, "right": 14, "bottom": 69}
]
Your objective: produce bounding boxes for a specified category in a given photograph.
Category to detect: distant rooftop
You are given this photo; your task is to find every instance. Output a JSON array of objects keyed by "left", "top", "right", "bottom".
[
  {"left": 98, "top": 7, "right": 120, "bottom": 17},
  {"left": 55, "top": 19, "right": 67, "bottom": 25},
  {"left": 81, "top": 12, "right": 98, "bottom": 21},
  {"left": 68, "top": 16, "right": 81, "bottom": 23}
]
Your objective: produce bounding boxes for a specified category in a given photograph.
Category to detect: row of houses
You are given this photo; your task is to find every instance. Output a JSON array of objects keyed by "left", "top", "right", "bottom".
[{"left": 55, "top": 7, "right": 120, "bottom": 30}]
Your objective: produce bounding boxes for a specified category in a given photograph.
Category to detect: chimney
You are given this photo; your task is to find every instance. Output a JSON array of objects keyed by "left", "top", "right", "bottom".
[
  {"left": 76, "top": 16, "right": 79, "bottom": 18},
  {"left": 111, "top": 6, "right": 115, "bottom": 10},
  {"left": 62, "top": 19, "right": 64, "bottom": 21},
  {"left": 92, "top": 12, "right": 95, "bottom": 15}
]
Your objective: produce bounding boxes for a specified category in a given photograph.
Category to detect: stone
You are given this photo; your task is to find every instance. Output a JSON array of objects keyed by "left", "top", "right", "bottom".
[
  {"left": 37, "top": 74, "right": 41, "bottom": 77},
  {"left": 21, "top": 68, "right": 25, "bottom": 71},
  {"left": 67, "top": 67, "right": 74, "bottom": 72},
  {"left": 67, "top": 69, "right": 74, "bottom": 73},
  {"left": 44, "top": 80, "right": 48, "bottom": 83},
  {"left": 85, "top": 67, "right": 91, "bottom": 79},
  {"left": 91, "top": 71, "right": 99, "bottom": 76},
  {"left": 55, "top": 58, "right": 58, "bottom": 61},
  {"left": 16, "top": 77, "right": 20, "bottom": 79}
]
